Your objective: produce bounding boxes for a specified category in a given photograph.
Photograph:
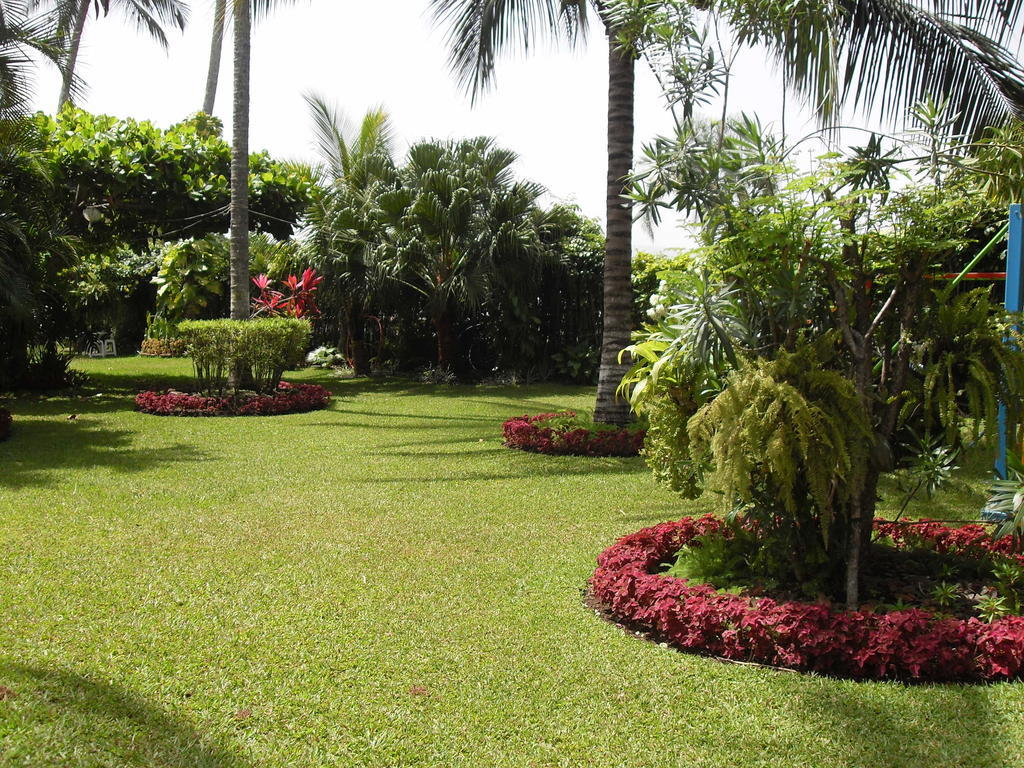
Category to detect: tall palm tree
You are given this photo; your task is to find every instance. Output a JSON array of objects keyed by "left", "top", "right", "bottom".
[
  {"left": 35, "top": 0, "right": 189, "bottom": 111},
  {"left": 227, "top": 0, "right": 248, "bottom": 319},
  {"left": 431, "top": 0, "right": 1024, "bottom": 423},
  {"left": 227, "top": 0, "right": 301, "bottom": 321},
  {"left": 0, "top": 0, "right": 68, "bottom": 117},
  {"left": 303, "top": 93, "right": 397, "bottom": 374},
  {"left": 202, "top": 0, "right": 224, "bottom": 114}
]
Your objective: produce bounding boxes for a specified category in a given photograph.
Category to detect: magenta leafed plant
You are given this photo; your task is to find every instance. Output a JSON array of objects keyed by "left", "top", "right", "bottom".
[
  {"left": 135, "top": 383, "right": 331, "bottom": 417},
  {"left": 590, "top": 516, "right": 1024, "bottom": 682},
  {"left": 502, "top": 411, "right": 645, "bottom": 457},
  {"left": 0, "top": 408, "right": 11, "bottom": 441},
  {"left": 251, "top": 268, "right": 324, "bottom": 319}
]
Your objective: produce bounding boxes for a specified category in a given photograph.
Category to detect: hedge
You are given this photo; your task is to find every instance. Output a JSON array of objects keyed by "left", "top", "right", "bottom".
[{"left": 178, "top": 317, "right": 310, "bottom": 395}]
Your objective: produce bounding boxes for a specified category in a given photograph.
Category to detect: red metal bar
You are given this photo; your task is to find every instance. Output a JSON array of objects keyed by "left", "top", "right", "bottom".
[{"left": 925, "top": 272, "right": 1007, "bottom": 280}]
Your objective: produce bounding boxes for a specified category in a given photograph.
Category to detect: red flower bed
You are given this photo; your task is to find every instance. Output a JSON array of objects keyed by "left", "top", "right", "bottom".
[
  {"left": 503, "top": 411, "right": 645, "bottom": 457},
  {"left": 590, "top": 515, "right": 1024, "bottom": 682},
  {"left": 0, "top": 408, "right": 11, "bottom": 441},
  {"left": 135, "top": 383, "right": 331, "bottom": 417}
]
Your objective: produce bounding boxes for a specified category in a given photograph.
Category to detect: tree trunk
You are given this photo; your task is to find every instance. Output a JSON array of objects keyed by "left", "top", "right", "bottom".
[
  {"left": 202, "top": 0, "right": 227, "bottom": 115},
  {"left": 57, "top": 0, "right": 91, "bottom": 111},
  {"left": 434, "top": 310, "right": 457, "bottom": 371},
  {"left": 593, "top": 31, "right": 635, "bottom": 425},
  {"left": 228, "top": 0, "right": 250, "bottom": 321},
  {"left": 348, "top": 300, "right": 371, "bottom": 376}
]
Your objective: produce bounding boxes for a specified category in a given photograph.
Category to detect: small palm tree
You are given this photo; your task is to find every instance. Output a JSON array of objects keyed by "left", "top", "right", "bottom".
[
  {"left": 32, "top": 0, "right": 190, "bottom": 111},
  {"left": 303, "top": 92, "right": 397, "bottom": 375},
  {"left": 376, "top": 137, "right": 547, "bottom": 371}
]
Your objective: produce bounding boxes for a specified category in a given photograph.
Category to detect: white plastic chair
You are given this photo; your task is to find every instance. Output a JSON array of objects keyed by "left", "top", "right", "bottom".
[{"left": 87, "top": 332, "right": 117, "bottom": 358}]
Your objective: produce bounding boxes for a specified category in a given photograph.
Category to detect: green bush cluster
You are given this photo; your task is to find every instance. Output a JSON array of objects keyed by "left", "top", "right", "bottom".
[{"left": 178, "top": 318, "right": 310, "bottom": 396}]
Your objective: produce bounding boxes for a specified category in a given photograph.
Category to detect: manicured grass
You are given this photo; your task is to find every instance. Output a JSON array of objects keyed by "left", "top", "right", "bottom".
[{"left": 1, "top": 357, "right": 1022, "bottom": 767}]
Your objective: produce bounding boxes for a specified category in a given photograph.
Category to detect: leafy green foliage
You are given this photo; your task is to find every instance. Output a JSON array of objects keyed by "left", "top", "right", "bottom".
[
  {"left": 304, "top": 132, "right": 605, "bottom": 378},
  {"left": 917, "top": 288, "right": 1024, "bottom": 443},
  {"left": 152, "top": 236, "right": 228, "bottom": 320},
  {"left": 143, "top": 313, "right": 180, "bottom": 342},
  {"left": 989, "top": 451, "right": 1024, "bottom": 543},
  {"left": 992, "top": 560, "right": 1024, "bottom": 614},
  {"left": 664, "top": 530, "right": 750, "bottom": 589},
  {"left": 551, "top": 342, "right": 599, "bottom": 385},
  {"left": 34, "top": 108, "right": 311, "bottom": 250},
  {"left": 690, "top": 345, "right": 872, "bottom": 540}
]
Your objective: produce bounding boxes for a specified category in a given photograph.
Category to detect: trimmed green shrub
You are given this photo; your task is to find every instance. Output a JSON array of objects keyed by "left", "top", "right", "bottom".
[{"left": 178, "top": 318, "right": 311, "bottom": 396}]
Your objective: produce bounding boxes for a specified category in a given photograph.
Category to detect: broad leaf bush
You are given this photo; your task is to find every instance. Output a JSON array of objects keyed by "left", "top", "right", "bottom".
[
  {"left": 135, "top": 383, "right": 330, "bottom": 417},
  {"left": 590, "top": 516, "right": 1024, "bottom": 682},
  {"left": 503, "top": 411, "right": 645, "bottom": 457}
]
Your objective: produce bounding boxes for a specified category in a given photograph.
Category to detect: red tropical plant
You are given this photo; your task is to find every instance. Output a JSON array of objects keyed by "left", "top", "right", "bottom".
[
  {"left": 590, "top": 516, "right": 1024, "bottom": 682},
  {"left": 135, "top": 383, "right": 331, "bottom": 416},
  {"left": 251, "top": 268, "right": 324, "bottom": 318}
]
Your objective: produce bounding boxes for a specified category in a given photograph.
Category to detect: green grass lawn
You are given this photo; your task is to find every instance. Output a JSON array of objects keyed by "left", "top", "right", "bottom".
[{"left": 1, "top": 356, "right": 1023, "bottom": 768}]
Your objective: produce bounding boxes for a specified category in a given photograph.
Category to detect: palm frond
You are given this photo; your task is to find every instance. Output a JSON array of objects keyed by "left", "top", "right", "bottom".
[
  {"left": 728, "top": 0, "right": 1024, "bottom": 138},
  {"left": 429, "top": 0, "right": 590, "bottom": 99}
]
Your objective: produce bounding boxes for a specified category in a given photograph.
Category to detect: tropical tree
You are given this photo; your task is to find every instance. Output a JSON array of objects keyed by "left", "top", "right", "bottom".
[
  {"left": 303, "top": 93, "right": 396, "bottom": 375},
  {"left": 621, "top": 118, "right": 1023, "bottom": 608},
  {"left": 202, "top": 0, "right": 225, "bottom": 113},
  {"left": 0, "top": 1, "right": 75, "bottom": 385},
  {"left": 227, "top": 0, "right": 301, "bottom": 321},
  {"left": 431, "top": 0, "right": 1024, "bottom": 423},
  {"left": 31, "top": 0, "right": 190, "bottom": 111},
  {"left": 376, "top": 137, "right": 548, "bottom": 371},
  {"left": 34, "top": 108, "right": 310, "bottom": 250}
]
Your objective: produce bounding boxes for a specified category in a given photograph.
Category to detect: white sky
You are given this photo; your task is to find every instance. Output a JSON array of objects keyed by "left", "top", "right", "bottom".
[{"left": 26, "top": 0, "right": 824, "bottom": 252}]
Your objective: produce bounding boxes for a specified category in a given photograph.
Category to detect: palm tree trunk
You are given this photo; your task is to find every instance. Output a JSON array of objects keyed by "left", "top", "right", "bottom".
[
  {"left": 228, "top": 0, "right": 250, "bottom": 320},
  {"left": 57, "top": 0, "right": 91, "bottom": 111},
  {"left": 202, "top": 0, "right": 227, "bottom": 114},
  {"left": 593, "top": 32, "right": 635, "bottom": 425},
  {"left": 434, "top": 310, "right": 457, "bottom": 371},
  {"left": 348, "top": 300, "right": 371, "bottom": 376}
]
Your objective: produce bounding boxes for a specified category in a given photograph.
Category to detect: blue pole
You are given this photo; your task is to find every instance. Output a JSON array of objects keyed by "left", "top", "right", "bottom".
[{"left": 998, "top": 204, "right": 1023, "bottom": 479}]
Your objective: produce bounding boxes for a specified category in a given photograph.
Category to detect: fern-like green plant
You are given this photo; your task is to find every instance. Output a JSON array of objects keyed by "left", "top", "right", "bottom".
[
  {"left": 917, "top": 288, "right": 1024, "bottom": 443},
  {"left": 687, "top": 343, "right": 872, "bottom": 544}
]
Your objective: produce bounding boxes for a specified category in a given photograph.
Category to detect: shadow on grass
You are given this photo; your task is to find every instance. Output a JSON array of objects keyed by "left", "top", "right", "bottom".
[
  {"left": 0, "top": 663, "right": 249, "bottom": 768},
  {"left": 780, "top": 676, "right": 1003, "bottom": 768},
  {"left": 0, "top": 418, "right": 208, "bottom": 491},
  {"left": 323, "top": 376, "right": 590, "bottom": 407},
  {"left": 329, "top": 408, "right": 501, "bottom": 424},
  {"left": 349, "top": 457, "right": 648, "bottom": 485}
]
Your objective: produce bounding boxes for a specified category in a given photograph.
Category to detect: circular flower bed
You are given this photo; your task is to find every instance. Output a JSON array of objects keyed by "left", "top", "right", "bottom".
[
  {"left": 502, "top": 411, "right": 645, "bottom": 457},
  {"left": 589, "top": 515, "right": 1024, "bottom": 682},
  {"left": 135, "top": 382, "right": 331, "bottom": 417},
  {"left": 0, "top": 408, "right": 11, "bottom": 441}
]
